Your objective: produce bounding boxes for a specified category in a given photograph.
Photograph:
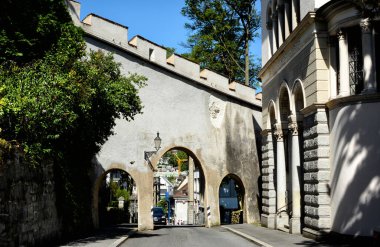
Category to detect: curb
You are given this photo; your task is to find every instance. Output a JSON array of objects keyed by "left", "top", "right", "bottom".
[
  {"left": 110, "top": 229, "right": 137, "bottom": 247},
  {"left": 221, "top": 226, "right": 273, "bottom": 247}
]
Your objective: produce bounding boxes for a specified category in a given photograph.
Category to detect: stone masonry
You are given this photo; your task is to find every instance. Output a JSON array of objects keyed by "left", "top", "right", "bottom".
[
  {"left": 301, "top": 106, "right": 331, "bottom": 238},
  {"left": 261, "top": 130, "right": 276, "bottom": 229},
  {"left": 0, "top": 148, "right": 60, "bottom": 247}
]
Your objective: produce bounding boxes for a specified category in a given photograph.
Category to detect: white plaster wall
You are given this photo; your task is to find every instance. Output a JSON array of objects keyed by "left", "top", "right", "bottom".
[
  {"left": 175, "top": 200, "right": 188, "bottom": 224},
  {"left": 85, "top": 35, "right": 261, "bottom": 227},
  {"left": 329, "top": 102, "right": 380, "bottom": 236}
]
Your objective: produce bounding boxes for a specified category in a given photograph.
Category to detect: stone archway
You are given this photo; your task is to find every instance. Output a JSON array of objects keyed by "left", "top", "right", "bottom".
[
  {"left": 287, "top": 79, "right": 306, "bottom": 233},
  {"left": 274, "top": 83, "right": 292, "bottom": 230},
  {"left": 218, "top": 174, "right": 245, "bottom": 224},
  {"left": 92, "top": 167, "right": 139, "bottom": 229}
]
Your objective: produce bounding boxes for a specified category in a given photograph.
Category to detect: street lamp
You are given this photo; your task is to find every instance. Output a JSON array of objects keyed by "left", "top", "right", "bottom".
[{"left": 144, "top": 132, "right": 162, "bottom": 171}]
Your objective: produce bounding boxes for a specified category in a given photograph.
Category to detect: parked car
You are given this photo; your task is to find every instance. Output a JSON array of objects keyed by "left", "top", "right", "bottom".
[{"left": 152, "top": 207, "right": 166, "bottom": 225}]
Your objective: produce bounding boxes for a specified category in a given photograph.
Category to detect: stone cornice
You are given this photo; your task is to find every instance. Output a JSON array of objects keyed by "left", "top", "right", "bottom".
[
  {"left": 326, "top": 93, "right": 380, "bottom": 110},
  {"left": 259, "top": 12, "right": 316, "bottom": 81},
  {"left": 300, "top": 103, "right": 327, "bottom": 117}
]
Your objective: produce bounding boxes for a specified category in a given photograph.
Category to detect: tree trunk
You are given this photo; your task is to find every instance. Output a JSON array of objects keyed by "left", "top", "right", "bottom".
[{"left": 245, "top": 29, "right": 250, "bottom": 86}]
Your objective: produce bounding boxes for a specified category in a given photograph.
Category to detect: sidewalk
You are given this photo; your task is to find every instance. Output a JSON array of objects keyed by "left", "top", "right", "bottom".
[
  {"left": 221, "top": 224, "right": 368, "bottom": 247},
  {"left": 58, "top": 224, "right": 136, "bottom": 247}
]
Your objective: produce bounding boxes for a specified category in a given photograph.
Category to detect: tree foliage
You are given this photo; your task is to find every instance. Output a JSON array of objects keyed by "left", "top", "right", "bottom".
[
  {"left": 0, "top": 28, "right": 146, "bottom": 162},
  {"left": 182, "top": 0, "right": 261, "bottom": 87},
  {"left": 0, "top": 0, "right": 146, "bottom": 237},
  {"left": 164, "top": 150, "right": 189, "bottom": 172},
  {"left": 0, "top": 0, "right": 73, "bottom": 64}
]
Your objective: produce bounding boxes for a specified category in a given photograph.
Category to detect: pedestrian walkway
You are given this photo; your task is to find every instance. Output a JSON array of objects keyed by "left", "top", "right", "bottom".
[
  {"left": 221, "top": 224, "right": 371, "bottom": 247},
  {"left": 58, "top": 224, "right": 136, "bottom": 247}
]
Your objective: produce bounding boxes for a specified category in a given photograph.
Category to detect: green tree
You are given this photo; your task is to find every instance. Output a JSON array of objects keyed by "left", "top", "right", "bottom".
[
  {"left": 167, "top": 150, "right": 189, "bottom": 172},
  {"left": 157, "top": 198, "right": 168, "bottom": 213},
  {"left": 182, "top": 0, "right": 261, "bottom": 87}
]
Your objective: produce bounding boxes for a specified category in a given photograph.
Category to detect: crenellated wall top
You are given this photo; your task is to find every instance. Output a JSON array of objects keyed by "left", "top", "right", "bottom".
[{"left": 67, "top": 0, "right": 261, "bottom": 108}]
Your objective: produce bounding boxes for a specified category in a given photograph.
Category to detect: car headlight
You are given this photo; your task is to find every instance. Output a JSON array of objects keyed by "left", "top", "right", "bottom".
[{"left": 161, "top": 216, "right": 166, "bottom": 219}]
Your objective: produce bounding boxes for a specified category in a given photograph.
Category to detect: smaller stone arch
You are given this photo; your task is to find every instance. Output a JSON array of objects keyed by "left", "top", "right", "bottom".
[
  {"left": 92, "top": 166, "right": 139, "bottom": 228},
  {"left": 291, "top": 79, "right": 306, "bottom": 122},
  {"left": 277, "top": 81, "right": 292, "bottom": 125},
  {"left": 267, "top": 100, "right": 278, "bottom": 130},
  {"left": 218, "top": 174, "right": 246, "bottom": 224}
]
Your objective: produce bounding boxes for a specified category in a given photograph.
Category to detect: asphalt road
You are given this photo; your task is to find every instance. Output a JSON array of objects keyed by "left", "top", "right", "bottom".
[{"left": 121, "top": 226, "right": 258, "bottom": 247}]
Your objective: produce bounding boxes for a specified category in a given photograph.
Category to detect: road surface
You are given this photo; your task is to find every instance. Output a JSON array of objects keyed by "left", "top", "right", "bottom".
[{"left": 121, "top": 226, "right": 258, "bottom": 247}]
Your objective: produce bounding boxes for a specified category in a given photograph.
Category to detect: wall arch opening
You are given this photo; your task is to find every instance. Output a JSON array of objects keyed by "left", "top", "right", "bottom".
[
  {"left": 218, "top": 174, "right": 245, "bottom": 224},
  {"left": 94, "top": 169, "right": 138, "bottom": 228},
  {"left": 154, "top": 147, "right": 206, "bottom": 226}
]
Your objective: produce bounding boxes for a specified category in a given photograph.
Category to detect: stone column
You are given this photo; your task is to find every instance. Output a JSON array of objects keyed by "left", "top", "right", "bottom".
[
  {"left": 274, "top": 123, "right": 288, "bottom": 229},
  {"left": 284, "top": 0, "right": 291, "bottom": 38},
  {"left": 291, "top": 0, "right": 297, "bottom": 31},
  {"left": 188, "top": 157, "right": 194, "bottom": 224},
  {"left": 360, "top": 18, "right": 377, "bottom": 93},
  {"left": 337, "top": 30, "right": 350, "bottom": 96},
  {"left": 329, "top": 37, "right": 338, "bottom": 98},
  {"left": 272, "top": 13, "right": 279, "bottom": 51},
  {"left": 288, "top": 116, "right": 301, "bottom": 234},
  {"left": 277, "top": 3, "right": 284, "bottom": 47}
]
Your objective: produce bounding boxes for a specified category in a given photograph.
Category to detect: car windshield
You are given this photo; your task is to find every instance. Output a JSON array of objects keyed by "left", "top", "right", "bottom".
[{"left": 152, "top": 208, "right": 164, "bottom": 215}]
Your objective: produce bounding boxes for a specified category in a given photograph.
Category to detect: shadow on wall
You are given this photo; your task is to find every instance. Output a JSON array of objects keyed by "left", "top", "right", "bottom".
[
  {"left": 329, "top": 101, "right": 380, "bottom": 236},
  {"left": 252, "top": 115, "right": 263, "bottom": 215}
]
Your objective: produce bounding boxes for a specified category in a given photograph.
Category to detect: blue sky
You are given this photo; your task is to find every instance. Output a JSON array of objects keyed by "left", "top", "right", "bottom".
[{"left": 78, "top": 0, "right": 262, "bottom": 61}]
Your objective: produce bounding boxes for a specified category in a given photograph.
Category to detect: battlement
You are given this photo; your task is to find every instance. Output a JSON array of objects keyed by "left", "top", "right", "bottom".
[
  {"left": 67, "top": 0, "right": 261, "bottom": 107},
  {"left": 83, "top": 14, "right": 129, "bottom": 48}
]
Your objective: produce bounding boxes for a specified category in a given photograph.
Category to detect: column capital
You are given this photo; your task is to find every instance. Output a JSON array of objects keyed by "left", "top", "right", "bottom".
[
  {"left": 288, "top": 121, "right": 298, "bottom": 136},
  {"left": 273, "top": 123, "right": 283, "bottom": 141},
  {"left": 360, "top": 18, "right": 372, "bottom": 33},
  {"left": 337, "top": 29, "right": 345, "bottom": 40}
]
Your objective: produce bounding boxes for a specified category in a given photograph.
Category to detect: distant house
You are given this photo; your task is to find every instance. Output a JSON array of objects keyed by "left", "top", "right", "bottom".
[
  {"left": 159, "top": 176, "right": 174, "bottom": 199},
  {"left": 173, "top": 178, "right": 189, "bottom": 225}
]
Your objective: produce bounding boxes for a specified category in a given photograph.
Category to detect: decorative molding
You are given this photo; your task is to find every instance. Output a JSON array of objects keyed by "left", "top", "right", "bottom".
[
  {"left": 300, "top": 103, "right": 327, "bottom": 117},
  {"left": 259, "top": 12, "right": 316, "bottom": 80},
  {"left": 273, "top": 123, "right": 284, "bottom": 141},
  {"left": 337, "top": 29, "right": 346, "bottom": 40},
  {"left": 288, "top": 121, "right": 298, "bottom": 135}
]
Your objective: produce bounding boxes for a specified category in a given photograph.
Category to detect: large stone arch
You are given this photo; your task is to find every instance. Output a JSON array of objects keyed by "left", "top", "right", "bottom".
[{"left": 152, "top": 145, "right": 210, "bottom": 226}]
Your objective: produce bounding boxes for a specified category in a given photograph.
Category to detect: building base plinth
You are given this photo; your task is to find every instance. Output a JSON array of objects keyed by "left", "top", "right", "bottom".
[
  {"left": 289, "top": 217, "right": 301, "bottom": 234},
  {"left": 261, "top": 213, "right": 276, "bottom": 229},
  {"left": 302, "top": 227, "right": 330, "bottom": 240},
  {"left": 275, "top": 213, "right": 289, "bottom": 230}
]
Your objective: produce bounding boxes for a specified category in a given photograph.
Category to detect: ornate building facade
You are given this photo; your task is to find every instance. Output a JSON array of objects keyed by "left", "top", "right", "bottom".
[{"left": 260, "top": 0, "right": 380, "bottom": 239}]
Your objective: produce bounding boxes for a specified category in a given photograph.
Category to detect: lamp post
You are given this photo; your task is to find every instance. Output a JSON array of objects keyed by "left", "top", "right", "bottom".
[{"left": 144, "top": 132, "right": 162, "bottom": 171}]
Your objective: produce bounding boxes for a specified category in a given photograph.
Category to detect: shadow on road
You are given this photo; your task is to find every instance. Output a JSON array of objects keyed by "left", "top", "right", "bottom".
[{"left": 56, "top": 223, "right": 137, "bottom": 246}]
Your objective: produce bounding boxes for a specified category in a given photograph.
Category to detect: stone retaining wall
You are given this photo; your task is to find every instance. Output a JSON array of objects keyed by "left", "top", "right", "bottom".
[{"left": 0, "top": 148, "right": 61, "bottom": 246}]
